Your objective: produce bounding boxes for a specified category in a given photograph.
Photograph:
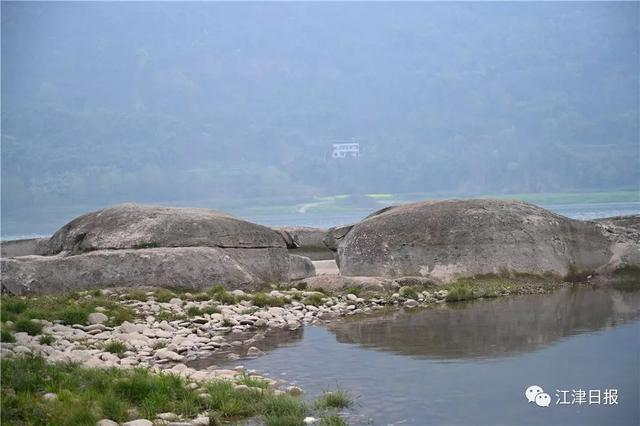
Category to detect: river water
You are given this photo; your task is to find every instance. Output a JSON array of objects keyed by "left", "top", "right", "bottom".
[{"left": 203, "top": 286, "right": 640, "bottom": 425}]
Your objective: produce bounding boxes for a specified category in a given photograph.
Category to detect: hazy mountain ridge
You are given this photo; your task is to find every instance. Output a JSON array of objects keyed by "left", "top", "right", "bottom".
[{"left": 2, "top": 2, "right": 638, "bottom": 214}]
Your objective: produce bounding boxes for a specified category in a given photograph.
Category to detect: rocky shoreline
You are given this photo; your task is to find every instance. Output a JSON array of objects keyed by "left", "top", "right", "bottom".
[{"left": 1, "top": 200, "right": 639, "bottom": 425}]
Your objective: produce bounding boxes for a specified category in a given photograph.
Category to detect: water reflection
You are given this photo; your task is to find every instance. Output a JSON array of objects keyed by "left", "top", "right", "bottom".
[
  {"left": 187, "top": 326, "right": 304, "bottom": 369},
  {"left": 328, "top": 286, "right": 640, "bottom": 360}
]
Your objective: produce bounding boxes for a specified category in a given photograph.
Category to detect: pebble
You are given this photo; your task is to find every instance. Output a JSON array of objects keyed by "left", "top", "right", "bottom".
[
  {"left": 97, "top": 420, "right": 119, "bottom": 426},
  {"left": 155, "top": 349, "right": 184, "bottom": 362},
  {"left": 122, "top": 420, "right": 153, "bottom": 426},
  {"left": 42, "top": 392, "right": 58, "bottom": 401},
  {"left": 403, "top": 299, "right": 419, "bottom": 308},
  {"left": 156, "top": 412, "right": 179, "bottom": 421},
  {"left": 247, "top": 346, "right": 265, "bottom": 357},
  {"left": 88, "top": 312, "right": 109, "bottom": 325}
]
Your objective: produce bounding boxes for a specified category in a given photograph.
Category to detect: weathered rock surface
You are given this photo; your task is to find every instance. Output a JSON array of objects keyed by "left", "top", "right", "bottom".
[
  {"left": 1, "top": 247, "right": 299, "bottom": 295},
  {"left": 334, "top": 199, "right": 633, "bottom": 281},
  {"left": 298, "top": 275, "right": 395, "bottom": 294},
  {"left": 1, "top": 204, "right": 315, "bottom": 295},
  {"left": 45, "top": 203, "right": 285, "bottom": 255},
  {"left": 594, "top": 214, "right": 640, "bottom": 232},
  {"left": 288, "top": 254, "right": 316, "bottom": 281},
  {"left": 1, "top": 238, "right": 49, "bottom": 257},
  {"left": 592, "top": 214, "right": 640, "bottom": 273},
  {"left": 273, "top": 226, "right": 333, "bottom": 260}
]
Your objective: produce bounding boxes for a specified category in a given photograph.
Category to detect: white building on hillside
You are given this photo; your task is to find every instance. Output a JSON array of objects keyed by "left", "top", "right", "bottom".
[{"left": 332, "top": 142, "right": 360, "bottom": 159}]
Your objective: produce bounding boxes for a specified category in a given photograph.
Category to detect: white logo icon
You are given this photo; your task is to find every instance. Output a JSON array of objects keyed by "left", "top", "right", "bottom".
[
  {"left": 535, "top": 393, "right": 551, "bottom": 407},
  {"left": 526, "top": 385, "right": 550, "bottom": 407},
  {"left": 525, "top": 385, "right": 544, "bottom": 403}
]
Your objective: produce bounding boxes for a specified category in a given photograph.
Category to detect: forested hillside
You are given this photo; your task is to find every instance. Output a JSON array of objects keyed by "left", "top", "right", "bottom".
[{"left": 2, "top": 2, "right": 638, "bottom": 216}]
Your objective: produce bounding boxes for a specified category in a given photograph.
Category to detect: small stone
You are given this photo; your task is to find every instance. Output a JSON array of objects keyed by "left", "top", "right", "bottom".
[
  {"left": 42, "top": 392, "right": 58, "bottom": 401},
  {"left": 247, "top": 346, "right": 265, "bottom": 357},
  {"left": 156, "top": 412, "right": 179, "bottom": 421},
  {"left": 346, "top": 294, "right": 358, "bottom": 301},
  {"left": 88, "top": 312, "right": 108, "bottom": 325},
  {"left": 190, "top": 417, "right": 209, "bottom": 426},
  {"left": 155, "top": 349, "right": 184, "bottom": 361},
  {"left": 286, "top": 386, "right": 304, "bottom": 396},
  {"left": 304, "top": 417, "right": 318, "bottom": 424},
  {"left": 13, "top": 346, "right": 32, "bottom": 355},
  {"left": 169, "top": 298, "right": 183, "bottom": 306},
  {"left": 403, "top": 299, "right": 419, "bottom": 308},
  {"left": 97, "top": 420, "right": 119, "bottom": 426},
  {"left": 122, "top": 420, "right": 153, "bottom": 426}
]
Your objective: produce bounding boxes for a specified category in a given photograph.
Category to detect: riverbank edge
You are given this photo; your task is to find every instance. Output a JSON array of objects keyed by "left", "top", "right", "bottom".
[{"left": 1, "top": 270, "right": 638, "bottom": 425}]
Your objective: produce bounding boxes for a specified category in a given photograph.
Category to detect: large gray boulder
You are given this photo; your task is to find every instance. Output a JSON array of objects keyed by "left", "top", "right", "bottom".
[
  {"left": 45, "top": 203, "right": 285, "bottom": 255},
  {"left": 1, "top": 247, "right": 256, "bottom": 294},
  {"left": 1, "top": 204, "right": 314, "bottom": 295},
  {"left": 334, "top": 199, "right": 633, "bottom": 282}
]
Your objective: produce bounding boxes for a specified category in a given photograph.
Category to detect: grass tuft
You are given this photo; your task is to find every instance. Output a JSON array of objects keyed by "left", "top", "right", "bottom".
[
  {"left": 14, "top": 319, "right": 43, "bottom": 336},
  {"left": 252, "top": 293, "right": 287, "bottom": 308},
  {"left": 1, "top": 329, "right": 16, "bottom": 343},
  {"left": 445, "top": 284, "right": 475, "bottom": 302},
  {"left": 154, "top": 289, "right": 176, "bottom": 303},
  {"left": 186, "top": 305, "right": 221, "bottom": 317},
  {"left": 103, "top": 341, "right": 127, "bottom": 356},
  {"left": 38, "top": 334, "right": 55, "bottom": 345},
  {"left": 399, "top": 286, "right": 419, "bottom": 299},
  {"left": 345, "top": 286, "right": 361, "bottom": 296},
  {"left": 321, "top": 415, "right": 349, "bottom": 425},
  {"left": 314, "top": 390, "right": 353, "bottom": 410}
]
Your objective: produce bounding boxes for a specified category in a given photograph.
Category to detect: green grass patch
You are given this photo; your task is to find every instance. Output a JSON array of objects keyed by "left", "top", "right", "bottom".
[
  {"left": 445, "top": 283, "right": 475, "bottom": 302},
  {"left": 1, "top": 293, "right": 137, "bottom": 327},
  {"left": 1, "top": 329, "right": 16, "bottom": 343},
  {"left": 444, "top": 272, "right": 559, "bottom": 302},
  {"left": 302, "top": 293, "right": 325, "bottom": 306},
  {"left": 236, "top": 373, "right": 270, "bottom": 390},
  {"left": 314, "top": 390, "right": 353, "bottom": 410},
  {"left": 186, "top": 305, "right": 222, "bottom": 317},
  {"left": 252, "top": 293, "right": 287, "bottom": 308},
  {"left": 345, "top": 286, "right": 361, "bottom": 297},
  {"left": 153, "top": 289, "right": 176, "bottom": 303},
  {"left": 399, "top": 286, "right": 419, "bottom": 300},
  {"left": 38, "top": 334, "right": 55, "bottom": 345},
  {"left": 155, "top": 310, "right": 186, "bottom": 322},
  {"left": 1, "top": 356, "right": 350, "bottom": 425},
  {"left": 126, "top": 289, "right": 148, "bottom": 302},
  {"left": 103, "top": 341, "right": 127, "bottom": 356},
  {"left": 59, "top": 306, "right": 91, "bottom": 325},
  {"left": 321, "top": 415, "right": 349, "bottom": 425},
  {"left": 190, "top": 293, "right": 211, "bottom": 302},
  {"left": 207, "top": 286, "right": 237, "bottom": 305},
  {"left": 1, "top": 356, "right": 319, "bottom": 425},
  {"left": 14, "top": 319, "right": 43, "bottom": 336}
]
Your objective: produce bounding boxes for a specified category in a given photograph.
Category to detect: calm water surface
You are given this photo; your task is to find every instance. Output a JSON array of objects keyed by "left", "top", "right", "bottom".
[{"left": 205, "top": 287, "right": 640, "bottom": 425}]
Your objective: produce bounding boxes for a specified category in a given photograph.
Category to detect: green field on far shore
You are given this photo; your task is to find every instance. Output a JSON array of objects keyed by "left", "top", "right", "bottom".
[{"left": 245, "top": 190, "right": 640, "bottom": 216}]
